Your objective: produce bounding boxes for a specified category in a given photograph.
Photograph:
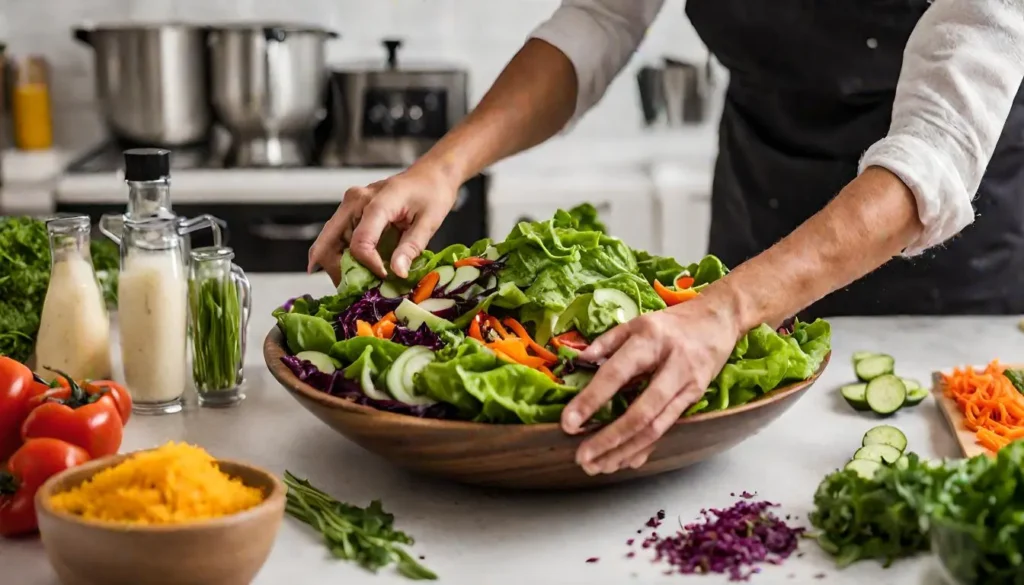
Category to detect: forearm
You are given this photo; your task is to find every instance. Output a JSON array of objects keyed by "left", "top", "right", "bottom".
[
  {"left": 414, "top": 39, "right": 578, "bottom": 186},
  {"left": 705, "top": 167, "right": 923, "bottom": 334}
]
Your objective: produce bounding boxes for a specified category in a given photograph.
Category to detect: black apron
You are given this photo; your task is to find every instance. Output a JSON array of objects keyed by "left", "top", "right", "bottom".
[{"left": 685, "top": 0, "right": 1024, "bottom": 317}]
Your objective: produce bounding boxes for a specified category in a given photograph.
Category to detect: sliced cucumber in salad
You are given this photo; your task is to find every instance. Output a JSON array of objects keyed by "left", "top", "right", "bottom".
[
  {"left": 483, "top": 246, "right": 501, "bottom": 261},
  {"left": 396, "top": 299, "right": 455, "bottom": 332},
  {"left": 433, "top": 265, "right": 457, "bottom": 289},
  {"left": 592, "top": 288, "right": 640, "bottom": 323},
  {"left": 386, "top": 346, "right": 438, "bottom": 405},
  {"left": 448, "top": 265, "right": 481, "bottom": 294},
  {"left": 417, "top": 298, "right": 457, "bottom": 314},
  {"left": 379, "top": 280, "right": 409, "bottom": 299},
  {"left": 295, "top": 350, "right": 341, "bottom": 374}
]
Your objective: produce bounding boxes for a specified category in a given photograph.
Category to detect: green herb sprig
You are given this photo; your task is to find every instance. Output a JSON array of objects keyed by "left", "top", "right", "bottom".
[{"left": 283, "top": 471, "right": 437, "bottom": 580}]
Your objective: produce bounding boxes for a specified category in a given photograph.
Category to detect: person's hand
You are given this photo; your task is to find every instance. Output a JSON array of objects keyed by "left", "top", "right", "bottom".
[
  {"left": 561, "top": 293, "right": 743, "bottom": 475},
  {"left": 308, "top": 164, "right": 460, "bottom": 283}
]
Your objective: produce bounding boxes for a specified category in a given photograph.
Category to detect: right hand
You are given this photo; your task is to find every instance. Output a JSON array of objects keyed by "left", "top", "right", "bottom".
[{"left": 307, "top": 164, "right": 460, "bottom": 284}]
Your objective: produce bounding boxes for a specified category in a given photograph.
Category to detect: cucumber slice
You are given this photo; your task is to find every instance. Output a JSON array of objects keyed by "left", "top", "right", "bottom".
[
  {"left": 894, "top": 455, "right": 910, "bottom": 470},
  {"left": 865, "top": 375, "right": 906, "bottom": 415},
  {"left": 905, "top": 386, "right": 929, "bottom": 406},
  {"left": 379, "top": 280, "right": 409, "bottom": 299},
  {"left": 562, "top": 370, "right": 595, "bottom": 389},
  {"left": 485, "top": 275, "right": 498, "bottom": 290},
  {"left": 862, "top": 424, "right": 908, "bottom": 453},
  {"left": 900, "top": 378, "right": 922, "bottom": 391},
  {"left": 592, "top": 288, "right": 640, "bottom": 323},
  {"left": 433, "top": 265, "right": 456, "bottom": 289},
  {"left": 845, "top": 459, "right": 883, "bottom": 480},
  {"left": 483, "top": 246, "right": 501, "bottom": 261},
  {"left": 855, "top": 354, "right": 895, "bottom": 382},
  {"left": 417, "top": 298, "right": 457, "bottom": 313},
  {"left": 840, "top": 383, "right": 870, "bottom": 411},
  {"left": 386, "top": 346, "right": 437, "bottom": 406},
  {"left": 461, "top": 284, "right": 485, "bottom": 300},
  {"left": 852, "top": 351, "right": 880, "bottom": 363},
  {"left": 294, "top": 350, "right": 341, "bottom": 374},
  {"left": 447, "top": 265, "right": 481, "bottom": 293},
  {"left": 360, "top": 361, "right": 391, "bottom": 401},
  {"left": 853, "top": 444, "right": 903, "bottom": 465},
  {"left": 395, "top": 298, "right": 454, "bottom": 332}
]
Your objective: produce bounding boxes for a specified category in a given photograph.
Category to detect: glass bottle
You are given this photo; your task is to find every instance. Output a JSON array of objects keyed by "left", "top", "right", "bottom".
[
  {"left": 11, "top": 55, "right": 53, "bottom": 150},
  {"left": 35, "top": 215, "right": 112, "bottom": 382},
  {"left": 188, "top": 246, "right": 251, "bottom": 407},
  {"left": 107, "top": 213, "right": 217, "bottom": 414},
  {"left": 99, "top": 148, "right": 224, "bottom": 267}
]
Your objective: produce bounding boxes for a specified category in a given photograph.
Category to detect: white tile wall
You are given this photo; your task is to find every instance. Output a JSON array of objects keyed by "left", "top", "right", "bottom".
[{"left": 0, "top": 0, "right": 710, "bottom": 149}]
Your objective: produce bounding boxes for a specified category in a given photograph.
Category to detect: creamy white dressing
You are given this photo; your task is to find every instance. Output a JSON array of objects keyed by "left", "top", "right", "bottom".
[
  {"left": 118, "top": 249, "right": 188, "bottom": 405},
  {"left": 35, "top": 256, "right": 112, "bottom": 382}
]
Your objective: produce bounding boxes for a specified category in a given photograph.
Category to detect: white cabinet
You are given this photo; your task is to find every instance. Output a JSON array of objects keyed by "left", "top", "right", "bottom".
[
  {"left": 487, "top": 168, "right": 660, "bottom": 254},
  {"left": 651, "top": 163, "right": 713, "bottom": 262}
]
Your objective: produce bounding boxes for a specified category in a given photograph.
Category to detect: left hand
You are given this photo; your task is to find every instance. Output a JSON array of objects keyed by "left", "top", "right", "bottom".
[{"left": 561, "top": 293, "right": 742, "bottom": 475}]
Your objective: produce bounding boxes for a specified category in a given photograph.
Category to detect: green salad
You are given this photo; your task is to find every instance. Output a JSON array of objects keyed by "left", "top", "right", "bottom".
[{"left": 273, "top": 204, "right": 831, "bottom": 423}]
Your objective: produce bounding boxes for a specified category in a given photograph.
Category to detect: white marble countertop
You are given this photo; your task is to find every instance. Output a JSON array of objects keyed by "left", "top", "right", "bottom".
[{"left": 8, "top": 273, "right": 1011, "bottom": 585}]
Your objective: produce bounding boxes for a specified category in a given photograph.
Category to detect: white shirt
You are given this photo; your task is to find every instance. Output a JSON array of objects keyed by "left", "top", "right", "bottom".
[{"left": 531, "top": 0, "right": 1024, "bottom": 255}]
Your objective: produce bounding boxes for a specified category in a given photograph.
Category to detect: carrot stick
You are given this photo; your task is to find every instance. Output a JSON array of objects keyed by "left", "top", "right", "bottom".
[
  {"left": 941, "top": 359, "right": 1024, "bottom": 454},
  {"left": 454, "top": 257, "right": 493, "bottom": 268},
  {"left": 502, "top": 317, "right": 559, "bottom": 363},
  {"left": 411, "top": 271, "right": 441, "bottom": 304},
  {"left": 356, "top": 320, "right": 375, "bottom": 337},
  {"left": 486, "top": 316, "right": 512, "bottom": 340}
]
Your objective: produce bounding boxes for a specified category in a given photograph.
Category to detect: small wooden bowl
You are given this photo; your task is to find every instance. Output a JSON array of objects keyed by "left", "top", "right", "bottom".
[
  {"left": 35, "top": 452, "right": 285, "bottom": 585},
  {"left": 265, "top": 327, "right": 829, "bottom": 489}
]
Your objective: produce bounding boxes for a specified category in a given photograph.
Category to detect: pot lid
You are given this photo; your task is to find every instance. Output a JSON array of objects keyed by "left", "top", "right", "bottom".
[
  {"left": 208, "top": 22, "right": 339, "bottom": 38},
  {"left": 331, "top": 39, "right": 466, "bottom": 74}
]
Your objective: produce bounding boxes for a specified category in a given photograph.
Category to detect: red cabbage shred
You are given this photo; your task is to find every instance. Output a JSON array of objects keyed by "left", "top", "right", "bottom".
[
  {"left": 335, "top": 288, "right": 402, "bottom": 339},
  {"left": 630, "top": 499, "right": 804, "bottom": 581}
]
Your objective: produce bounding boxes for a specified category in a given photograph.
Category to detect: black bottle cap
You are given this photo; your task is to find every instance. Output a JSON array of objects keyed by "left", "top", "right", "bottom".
[{"left": 123, "top": 148, "right": 171, "bottom": 182}]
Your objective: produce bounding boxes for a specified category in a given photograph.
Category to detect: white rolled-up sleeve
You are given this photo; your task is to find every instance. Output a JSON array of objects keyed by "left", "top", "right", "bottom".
[
  {"left": 530, "top": 0, "right": 666, "bottom": 121},
  {"left": 859, "top": 0, "right": 1024, "bottom": 256}
]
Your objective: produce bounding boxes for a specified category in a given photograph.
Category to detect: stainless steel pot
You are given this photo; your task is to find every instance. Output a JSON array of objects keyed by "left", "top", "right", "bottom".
[
  {"left": 208, "top": 24, "right": 337, "bottom": 166},
  {"left": 74, "top": 24, "right": 211, "bottom": 146}
]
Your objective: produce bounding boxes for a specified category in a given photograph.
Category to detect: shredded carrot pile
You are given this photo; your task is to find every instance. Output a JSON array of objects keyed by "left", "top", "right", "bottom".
[
  {"left": 941, "top": 360, "right": 1024, "bottom": 452},
  {"left": 49, "top": 442, "right": 265, "bottom": 525}
]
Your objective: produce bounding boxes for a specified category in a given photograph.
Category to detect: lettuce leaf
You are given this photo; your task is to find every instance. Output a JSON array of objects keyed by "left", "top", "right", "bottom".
[
  {"left": 329, "top": 337, "right": 408, "bottom": 371},
  {"left": 634, "top": 249, "right": 685, "bottom": 286},
  {"left": 275, "top": 312, "right": 337, "bottom": 354},
  {"left": 337, "top": 249, "right": 380, "bottom": 299},
  {"left": 566, "top": 202, "right": 607, "bottom": 234}
]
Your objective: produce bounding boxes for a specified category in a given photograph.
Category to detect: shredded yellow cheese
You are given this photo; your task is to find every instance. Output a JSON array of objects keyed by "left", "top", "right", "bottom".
[{"left": 49, "top": 442, "right": 265, "bottom": 525}]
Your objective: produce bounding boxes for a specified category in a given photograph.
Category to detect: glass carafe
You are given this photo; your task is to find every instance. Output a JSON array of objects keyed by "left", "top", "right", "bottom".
[
  {"left": 35, "top": 214, "right": 112, "bottom": 382},
  {"left": 108, "top": 213, "right": 217, "bottom": 414},
  {"left": 188, "top": 246, "right": 252, "bottom": 407}
]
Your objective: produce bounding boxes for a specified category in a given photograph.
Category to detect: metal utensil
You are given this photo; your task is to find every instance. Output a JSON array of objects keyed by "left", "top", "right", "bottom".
[
  {"left": 74, "top": 24, "right": 211, "bottom": 146},
  {"left": 637, "top": 56, "right": 714, "bottom": 127}
]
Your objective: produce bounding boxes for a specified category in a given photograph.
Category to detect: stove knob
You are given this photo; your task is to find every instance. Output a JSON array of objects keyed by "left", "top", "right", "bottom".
[{"left": 408, "top": 105, "right": 423, "bottom": 121}]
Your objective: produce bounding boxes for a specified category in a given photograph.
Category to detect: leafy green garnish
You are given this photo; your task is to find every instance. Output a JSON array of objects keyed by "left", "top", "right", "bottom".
[
  {"left": 188, "top": 270, "right": 242, "bottom": 391},
  {"left": 1003, "top": 368, "right": 1024, "bottom": 395},
  {"left": 283, "top": 471, "right": 436, "bottom": 580},
  {"left": 811, "top": 439, "right": 1024, "bottom": 582}
]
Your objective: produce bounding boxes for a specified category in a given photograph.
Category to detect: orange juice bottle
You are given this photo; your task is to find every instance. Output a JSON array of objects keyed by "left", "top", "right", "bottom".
[{"left": 12, "top": 56, "right": 53, "bottom": 150}]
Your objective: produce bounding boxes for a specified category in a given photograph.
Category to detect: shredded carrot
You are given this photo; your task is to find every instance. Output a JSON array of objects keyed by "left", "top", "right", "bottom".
[
  {"left": 486, "top": 339, "right": 548, "bottom": 369},
  {"left": 502, "top": 318, "right": 558, "bottom": 364},
  {"left": 941, "top": 359, "right": 1024, "bottom": 454},
  {"left": 411, "top": 271, "right": 440, "bottom": 304},
  {"left": 486, "top": 316, "right": 512, "bottom": 340},
  {"left": 356, "top": 320, "right": 375, "bottom": 337},
  {"left": 454, "top": 257, "right": 492, "bottom": 268}
]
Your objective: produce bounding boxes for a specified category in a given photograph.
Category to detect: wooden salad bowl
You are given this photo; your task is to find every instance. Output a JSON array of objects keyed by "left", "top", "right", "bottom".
[{"left": 264, "top": 327, "right": 830, "bottom": 490}]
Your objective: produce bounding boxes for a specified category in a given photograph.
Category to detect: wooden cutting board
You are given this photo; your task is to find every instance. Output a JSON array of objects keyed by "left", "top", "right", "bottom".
[{"left": 932, "top": 370, "right": 996, "bottom": 459}]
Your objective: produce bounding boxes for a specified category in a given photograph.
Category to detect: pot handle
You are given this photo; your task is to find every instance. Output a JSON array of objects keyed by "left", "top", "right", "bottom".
[
  {"left": 73, "top": 27, "right": 93, "bottom": 46},
  {"left": 263, "top": 27, "right": 288, "bottom": 43}
]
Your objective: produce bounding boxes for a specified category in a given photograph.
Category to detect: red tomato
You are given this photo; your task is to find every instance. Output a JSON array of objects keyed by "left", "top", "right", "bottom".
[
  {"left": 0, "top": 438, "right": 90, "bottom": 537},
  {"left": 21, "top": 370, "right": 124, "bottom": 459},
  {"left": 0, "top": 357, "right": 35, "bottom": 462}
]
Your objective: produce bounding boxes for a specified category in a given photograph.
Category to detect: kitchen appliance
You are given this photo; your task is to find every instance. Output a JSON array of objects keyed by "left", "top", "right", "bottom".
[
  {"left": 54, "top": 144, "right": 488, "bottom": 273},
  {"left": 637, "top": 57, "right": 715, "bottom": 127},
  {"left": 326, "top": 39, "right": 468, "bottom": 167},
  {"left": 208, "top": 24, "right": 338, "bottom": 167},
  {"left": 74, "top": 24, "right": 211, "bottom": 146}
]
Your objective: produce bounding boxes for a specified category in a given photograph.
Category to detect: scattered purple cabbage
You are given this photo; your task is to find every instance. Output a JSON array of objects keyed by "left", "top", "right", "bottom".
[
  {"left": 391, "top": 323, "right": 445, "bottom": 350},
  {"left": 335, "top": 287, "right": 402, "bottom": 338},
  {"left": 280, "top": 356, "right": 453, "bottom": 418},
  {"left": 628, "top": 498, "right": 805, "bottom": 581}
]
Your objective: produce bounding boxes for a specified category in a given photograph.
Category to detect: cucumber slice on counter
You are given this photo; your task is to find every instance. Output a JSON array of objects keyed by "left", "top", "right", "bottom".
[
  {"left": 592, "top": 288, "right": 640, "bottom": 323},
  {"left": 905, "top": 386, "right": 929, "bottom": 407},
  {"left": 294, "top": 351, "right": 341, "bottom": 374},
  {"left": 852, "top": 351, "right": 880, "bottom": 364},
  {"left": 900, "top": 378, "right": 922, "bottom": 391},
  {"left": 862, "top": 424, "right": 908, "bottom": 453},
  {"left": 447, "top": 265, "right": 481, "bottom": 293},
  {"left": 855, "top": 354, "right": 895, "bottom": 381},
  {"left": 840, "top": 383, "right": 870, "bottom": 411},
  {"left": 379, "top": 280, "right": 408, "bottom": 299},
  {"left": 433, "top": 265, "right": 456, "bottom": 289},
  {"left": 845, "top": 459, "right": 883, "bottom": 480},
  {"left": 395, "top": 299, "right": 454, "bottom": 332},
  {"left": 386, "top": 346, "right": 437, "bottom": 406},
  {"left": 865, "top": 375, "right": 906, "bottom": 415},
  {"left": 483, "top": 246, "right": 501, "bottom": 261},
  {"left": 417, "top": 298, "right": 456, "bottom": 313},
  {"left": 853, "top": 444, "right": 903, "bottom": 465}
]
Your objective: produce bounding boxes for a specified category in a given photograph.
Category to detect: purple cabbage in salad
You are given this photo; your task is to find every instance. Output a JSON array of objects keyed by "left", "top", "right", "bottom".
[
  {"left": 335, "top": 287, "right": 403, "bottom": 338},
  {"left": 280, "top": 355, "right": 453, "bottom": 418}
]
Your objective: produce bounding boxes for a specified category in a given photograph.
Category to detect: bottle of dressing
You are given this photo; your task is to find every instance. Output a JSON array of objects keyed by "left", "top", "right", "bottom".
[{"left": 35, "top": 215, "right": 112, "bottom": 382}]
